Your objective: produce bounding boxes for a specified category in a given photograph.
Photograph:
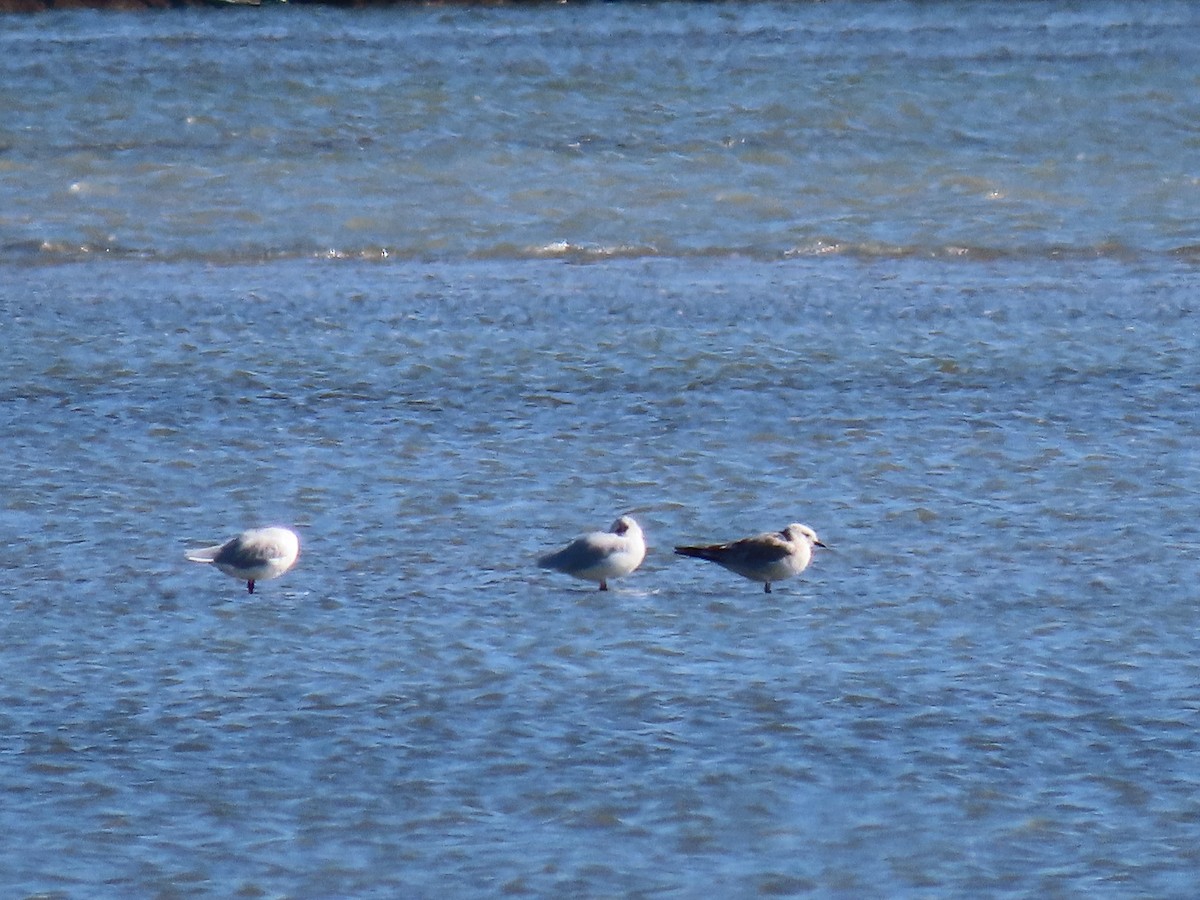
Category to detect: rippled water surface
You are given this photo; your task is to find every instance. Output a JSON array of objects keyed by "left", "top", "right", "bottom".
[
  {"left": 3, "top": 2, "right": 1200, "bottom": 897},
  {"left": 2, "top": 1, "right": 1198, "bottom": 262}
]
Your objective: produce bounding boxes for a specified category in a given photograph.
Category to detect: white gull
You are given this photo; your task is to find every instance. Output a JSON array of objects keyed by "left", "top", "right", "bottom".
[
  {"left": 538, "top": 515, "right": 646, "bottom": 591},
  {"left": 186, "top": 526, "right": 300, "bottom": 594}
]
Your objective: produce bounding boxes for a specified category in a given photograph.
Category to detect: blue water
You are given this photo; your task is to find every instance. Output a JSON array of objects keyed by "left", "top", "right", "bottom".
[{"left": 2, "top": 3, "right": 1200, "bottom": 897}]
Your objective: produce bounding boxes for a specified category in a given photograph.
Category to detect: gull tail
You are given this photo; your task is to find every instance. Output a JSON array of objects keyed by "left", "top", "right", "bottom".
[
  {"left": 538, "top": 549, "right": 571, "bottom": 571},
  {"left": 674, "top": 545, "right": 722, "bottom": 563},
  {"left": 185, "top": 545, "right": 222, "bottom": 564}
]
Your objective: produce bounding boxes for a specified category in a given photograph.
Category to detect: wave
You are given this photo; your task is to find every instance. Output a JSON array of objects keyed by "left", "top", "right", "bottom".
[{"left": 6, "top": 237, "right": 1199, "bottom": 267}]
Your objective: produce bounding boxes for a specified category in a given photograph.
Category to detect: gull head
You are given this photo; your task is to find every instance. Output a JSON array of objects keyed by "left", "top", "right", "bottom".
[
  {"left": 784, "top": 523, "right": 827, "bottom": 549},
  {"left": 610, "top": 515, "right": 641, "bottom": 538}
]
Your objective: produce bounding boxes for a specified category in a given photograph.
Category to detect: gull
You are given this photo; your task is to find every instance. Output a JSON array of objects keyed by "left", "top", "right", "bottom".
[
  {"left": 538, "top": 515, "right": 646, "bottom": 591},
  {"left": 186, "top": 526, "right": 300, "bottom": 594},
  {"left": 675, "top": 523, "right": 825, "bottom": 593}
]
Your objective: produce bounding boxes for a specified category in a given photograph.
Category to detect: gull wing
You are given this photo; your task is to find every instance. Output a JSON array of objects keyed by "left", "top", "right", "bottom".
[{"left": 539, "top": 532, "right": 615, "bottom": 572}]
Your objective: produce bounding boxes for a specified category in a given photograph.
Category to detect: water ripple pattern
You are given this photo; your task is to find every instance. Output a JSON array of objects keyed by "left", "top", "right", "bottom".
[
  {"left": 2, "top": 3, "right": 1200, "bottom": 898},
  {"left": 0, "top": 3, "right": 1197, "bottom": 262}
]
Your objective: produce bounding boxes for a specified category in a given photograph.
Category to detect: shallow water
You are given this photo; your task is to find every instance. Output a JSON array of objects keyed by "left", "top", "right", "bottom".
[{"left": 3, "top": 3, "right": 1200, "bottom": 897}]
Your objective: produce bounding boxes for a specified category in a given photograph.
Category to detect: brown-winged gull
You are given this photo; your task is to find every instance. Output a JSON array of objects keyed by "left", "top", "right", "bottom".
[{"left": 675, "top": 523, "right": 825, "bottom": 593}]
